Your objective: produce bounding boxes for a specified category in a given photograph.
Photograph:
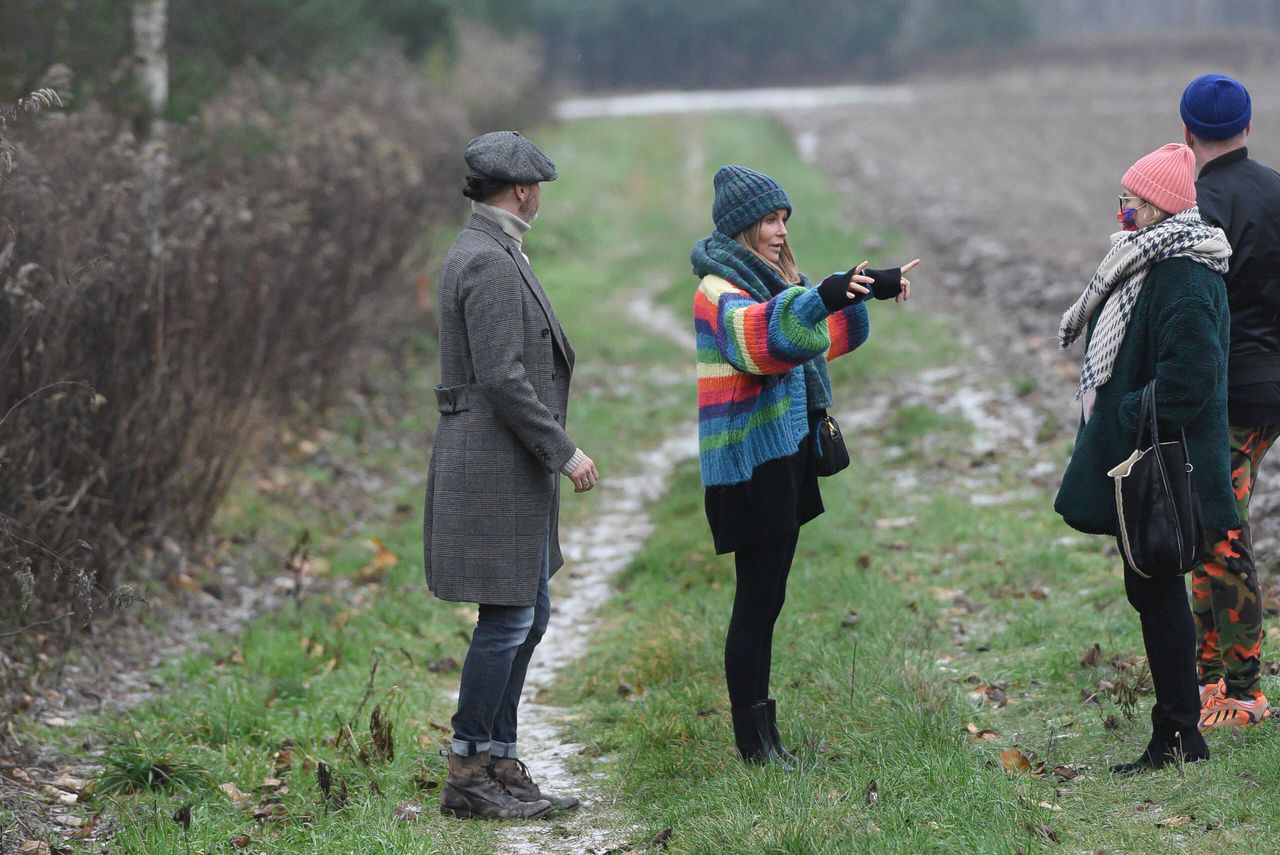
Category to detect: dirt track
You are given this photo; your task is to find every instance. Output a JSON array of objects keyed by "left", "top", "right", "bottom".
[{"left": 776, "top": 59, "right": 1280, "bottom": 558}]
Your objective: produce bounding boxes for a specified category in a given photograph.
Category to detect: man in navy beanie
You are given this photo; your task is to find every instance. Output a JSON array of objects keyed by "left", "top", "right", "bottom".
[{"left": 1180, "top": 73, "right": 1280, "bottom": 730}]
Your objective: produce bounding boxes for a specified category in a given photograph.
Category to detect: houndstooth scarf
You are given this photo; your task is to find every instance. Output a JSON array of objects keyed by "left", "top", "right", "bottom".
[{"left": 1058, "top": 208, "right": 1231, "bottom": 399}]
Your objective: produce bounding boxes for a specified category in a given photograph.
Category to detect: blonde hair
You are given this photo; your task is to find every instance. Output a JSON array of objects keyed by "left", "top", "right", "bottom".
[{"left": 735, "top": 217, "right": 800, "bottom": 284}]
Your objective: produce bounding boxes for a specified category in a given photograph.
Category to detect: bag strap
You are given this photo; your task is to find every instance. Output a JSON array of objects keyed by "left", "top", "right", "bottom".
[
  {"left": 1146, "top": 381, "right": 1157, "bottom": 447},
  {"left": 1144, "top": 381, "right": 1160, "bottom": 449},
  {"left": 1143, "top": 379, "right": 1179, "bottom": 488}
]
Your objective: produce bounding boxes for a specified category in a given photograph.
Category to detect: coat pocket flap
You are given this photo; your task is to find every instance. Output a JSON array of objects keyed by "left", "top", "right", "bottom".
[{"left": 434, "top": 383, "right": 470, "bottom": 414}]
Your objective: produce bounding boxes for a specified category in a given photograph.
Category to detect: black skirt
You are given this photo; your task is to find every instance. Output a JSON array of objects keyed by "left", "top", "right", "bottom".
[{"left": 704, "top": 419, "right": 824, "bottom": 556}]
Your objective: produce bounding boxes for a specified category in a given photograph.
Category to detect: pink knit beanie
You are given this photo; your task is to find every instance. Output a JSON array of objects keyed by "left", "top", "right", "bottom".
[{"left": 1121, "top": 143, "right": 1197, "bottom": 214}]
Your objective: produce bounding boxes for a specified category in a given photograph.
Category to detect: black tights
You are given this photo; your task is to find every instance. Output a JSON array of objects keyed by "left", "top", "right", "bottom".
[
  {"left": 725, "top": 529, "right": 799, "bottom": 708},
  {"left": 1122, "top": 551, "right": 1199, "bottom": 734}
]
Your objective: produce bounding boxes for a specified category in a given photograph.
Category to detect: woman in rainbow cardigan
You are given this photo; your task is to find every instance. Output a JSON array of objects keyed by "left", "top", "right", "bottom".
[{"left": 692, "top": 165, "right": 919, "bottom": 765}]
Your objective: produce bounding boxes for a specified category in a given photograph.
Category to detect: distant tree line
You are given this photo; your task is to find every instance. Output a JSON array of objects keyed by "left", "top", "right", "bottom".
[
  {"left": 0, "top": 0, "right": 529, "bottom": 117},
  {"left": 525, "top": 0, "right": 1036, "bottom": 90}
]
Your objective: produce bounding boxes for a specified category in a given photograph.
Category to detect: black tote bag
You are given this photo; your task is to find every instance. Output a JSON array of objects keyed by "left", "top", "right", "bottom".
[{"left": 1107, "top": 381, "right": 1206, "bottom": 578}]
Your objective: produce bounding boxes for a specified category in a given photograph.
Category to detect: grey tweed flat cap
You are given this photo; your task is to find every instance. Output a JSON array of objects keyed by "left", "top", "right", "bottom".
[{"left": 464, "top": 130, "right": 557, "bottom": 184}]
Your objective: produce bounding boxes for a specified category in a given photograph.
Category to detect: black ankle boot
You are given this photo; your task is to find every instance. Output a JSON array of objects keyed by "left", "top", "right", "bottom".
[
  {"left": 1109, "top": 723, "right": 1209, "bottom": 775},
  {"left": 765, "top": 698, "right": 798, "bottom": 763},
  {"left": 731, "top": 702, "right": 786, "bottom": 766}
]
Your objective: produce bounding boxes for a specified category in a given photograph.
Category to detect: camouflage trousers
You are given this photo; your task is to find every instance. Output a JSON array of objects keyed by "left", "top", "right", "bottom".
[{"left": 1191, "top": 423, "right": 1280, "bottom": 696}]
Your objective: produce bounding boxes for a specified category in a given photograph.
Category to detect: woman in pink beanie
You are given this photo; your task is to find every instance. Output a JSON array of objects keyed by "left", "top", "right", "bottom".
[{"left": 1056, "top": 143, "right": 1236, "bottom": 773}]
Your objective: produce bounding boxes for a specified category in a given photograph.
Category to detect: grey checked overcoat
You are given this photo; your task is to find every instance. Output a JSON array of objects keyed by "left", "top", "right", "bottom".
[{"left": 424, "top": 213, "right": 577, "bottom": 606}]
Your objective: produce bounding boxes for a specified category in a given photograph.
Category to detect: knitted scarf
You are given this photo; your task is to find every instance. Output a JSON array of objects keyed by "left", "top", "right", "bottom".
[
  {"left": 1058, "top": 208, "right": 1231, "bottom": 399},
  {"left": 690, "top": 230, "right": 834, "bottom": 409}
]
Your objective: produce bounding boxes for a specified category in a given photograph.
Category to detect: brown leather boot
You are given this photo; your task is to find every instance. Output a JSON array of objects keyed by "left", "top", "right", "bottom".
[
  {"left": 440, "top": 750, "right": 554, "bottom": 820},
  {"left": 492, "top": 757, "right": 580, "bottom": 810}
]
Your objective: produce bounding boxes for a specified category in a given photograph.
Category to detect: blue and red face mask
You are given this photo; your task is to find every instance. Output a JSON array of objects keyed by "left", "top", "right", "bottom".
[{"left": 1117, "top": 205, "right": 1140, "bottom": 231}]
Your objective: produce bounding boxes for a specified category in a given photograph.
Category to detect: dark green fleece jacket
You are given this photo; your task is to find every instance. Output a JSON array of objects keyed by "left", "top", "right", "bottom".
[{"left": 1055, "top": 256, "right": 1239, "bottom": 535}]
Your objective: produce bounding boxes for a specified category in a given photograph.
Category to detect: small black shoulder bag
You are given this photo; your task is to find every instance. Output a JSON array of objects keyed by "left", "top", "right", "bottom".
[{"left": 812, "top": 409, "right": 850, "bottom": 477}]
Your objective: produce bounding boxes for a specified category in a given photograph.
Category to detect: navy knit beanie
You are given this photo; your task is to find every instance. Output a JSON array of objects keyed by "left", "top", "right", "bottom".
[
  {"left": 1181, "top": 73, "right": 1251, "bottom": 140},
  {"left": 711, "top": 165, "right": 791, "bottom": 237}
]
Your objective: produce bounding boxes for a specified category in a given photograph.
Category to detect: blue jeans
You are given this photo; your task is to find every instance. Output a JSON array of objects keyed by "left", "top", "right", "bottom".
[{"left": 450, "top": 528, "right": 551, "bottom": 758}]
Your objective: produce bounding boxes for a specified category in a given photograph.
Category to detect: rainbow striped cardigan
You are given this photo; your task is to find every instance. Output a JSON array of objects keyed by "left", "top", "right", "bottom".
[{"left": 694, "top": 273, "right": 869, "bottom": 486}]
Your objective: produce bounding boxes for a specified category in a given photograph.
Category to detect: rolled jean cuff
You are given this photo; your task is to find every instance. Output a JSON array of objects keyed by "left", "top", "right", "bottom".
[
  {"left": 489, "top": 740, "right": 518, "bottom": 759},
  {"left": 451, "top": 738, "right": 491, "bottom": 757}
]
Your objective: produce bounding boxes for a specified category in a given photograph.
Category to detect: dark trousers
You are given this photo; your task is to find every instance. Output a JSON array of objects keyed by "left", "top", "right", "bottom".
[
  {"left": 1122, "top": 551, "right": 1199, "bottom": 734},
  {"left": 725, "top": 528, "right": 799, "bottom": 708},
  {"left": 451, "top": 531, "right": 551, "bottom": 758}
]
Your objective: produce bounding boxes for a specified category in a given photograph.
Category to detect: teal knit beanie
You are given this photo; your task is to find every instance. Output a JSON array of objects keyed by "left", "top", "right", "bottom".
[{"left": 711, "top": 165, "right": 791, "bottom": 237}]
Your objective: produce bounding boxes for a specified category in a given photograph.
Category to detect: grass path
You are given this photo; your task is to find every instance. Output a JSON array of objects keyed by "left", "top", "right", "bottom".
[{"left": 20, "top": 110, "right": 1280, "bottom": 854}]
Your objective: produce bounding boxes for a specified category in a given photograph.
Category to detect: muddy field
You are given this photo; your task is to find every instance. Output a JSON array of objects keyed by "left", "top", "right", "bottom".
[{"left": 778, "top": 58, "right": 1280, "bottom": 555}]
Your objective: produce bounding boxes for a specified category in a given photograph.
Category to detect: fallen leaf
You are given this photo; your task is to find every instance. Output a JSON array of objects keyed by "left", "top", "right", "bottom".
[
  {"left": 393, "top": 799, "right": 422, "bottom": 822},
  {"left": 865, "top": 780, "right": 879, "bottom": 806},
  {"left": 999, "top": 748, "right": 1032, "bottom": 773},
  {"left": 1080, "top": 643, "right": 1103, "bottom": 667},
  {"left": 426, "top": 657, "right": 460, "bottom": 673},
  {"left": 1052, "top": 764, "right": 1080, "bottom": 781},
  {"left": 1037, "top": 801, "right": 1062, "bottom": 811},
  {"left": 1156, "top": 815, "right": 1195, "bottom": 828},
  {"left": 252, "top": 801, "right": 288, "bottom": 821},
  {"left": 219, "top": 782, "right": 249, "bottom": 803},
  {"left": 20, "top": 842, "right": 51, "bottom": 855},
  {"left": 271, "top": 748, "right": 294, "bottom": 774},
  {"left": 356, "top": 537, "right": 399, "bottom": 584},
  {"left": 1028, "top": 821, "right": 1059, "bottom": 841},
  {"left": 260, "top": 777, "right": 285, "bottom": 790},
  {"left": 173, "top": 803, "right": 192, "bottom": 831},
  {"left": 67, "top": 816, "right": 96, "bottom": 840},
  {"left": 648, "top": 827, "right": 673, "bottom": 848},
  {"left": 231, "top": 835, "right": 252, "bottom": 849},
  {"left": 1028, "top": 586, "right": 1050, "bottom": 600},
  {"left": 841, "top": 611, "right": 860, "bottom": 628},
  {"left": 966, "top": 723, "right": 999, "bottom": 740},
  {"left": 875, "top": 516, "right": 916, "bottom": 530},
  {"left": 52, "top": 774, "right": 87, "bottom": 793}
]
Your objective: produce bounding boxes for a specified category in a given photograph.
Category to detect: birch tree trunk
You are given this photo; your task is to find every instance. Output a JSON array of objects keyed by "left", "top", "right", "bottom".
[
  {"left": 132, "top": 0, "right": 168, "bottom": 134},
  {"left": 132, "top": 0, "right": 169, "bottom": 312}
]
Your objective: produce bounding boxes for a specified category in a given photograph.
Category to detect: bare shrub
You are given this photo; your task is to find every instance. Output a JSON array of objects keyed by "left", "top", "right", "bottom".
[
  {"left": 449, "top": 21, "right": 548, "bottom": 133},
  {"left": 0, "top": 53, "right": 479, "bottom": 643}
]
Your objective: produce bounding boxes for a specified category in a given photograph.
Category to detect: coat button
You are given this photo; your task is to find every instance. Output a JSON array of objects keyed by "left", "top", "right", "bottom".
[{"left": 541, "top": 328, "right": 550, "bottom": 338}]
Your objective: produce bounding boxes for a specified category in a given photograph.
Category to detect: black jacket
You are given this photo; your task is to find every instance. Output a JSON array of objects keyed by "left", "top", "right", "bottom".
[{"left": 1196, "top": 147, "right": 1280, "bottom": 424}]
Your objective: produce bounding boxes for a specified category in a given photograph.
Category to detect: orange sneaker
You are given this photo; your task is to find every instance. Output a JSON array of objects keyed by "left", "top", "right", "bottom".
[
  {"left": 1199, "top": 691, "right": 1271, "bottom": 730},
  {"left": 1199, "top": 678, "right": 1226, "bottom": 709}
]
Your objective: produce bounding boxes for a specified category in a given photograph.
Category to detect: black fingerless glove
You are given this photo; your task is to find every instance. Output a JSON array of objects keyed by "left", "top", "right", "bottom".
[
  {"left": 864, "top": 267, "right": 902, "bottom": 300},
  {"left": 818, "top": 270, "right": 864, "bottom": 310}
]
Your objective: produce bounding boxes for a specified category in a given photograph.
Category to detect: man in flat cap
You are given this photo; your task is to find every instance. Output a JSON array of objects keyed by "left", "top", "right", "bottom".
[
  {"left": 1179, "top": 74, "right": 1280, "bottom": 731},
  {"left": 425, "top": 130, "right": 597, "bottom": 820}
]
